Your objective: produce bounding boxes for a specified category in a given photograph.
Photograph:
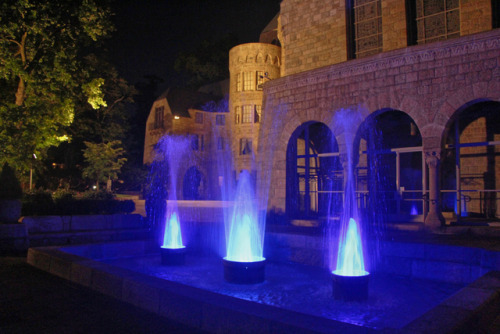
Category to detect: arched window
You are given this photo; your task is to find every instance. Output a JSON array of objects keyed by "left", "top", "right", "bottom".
[{"left": 286, "top": 122, "right": 341, "bottom": 218}]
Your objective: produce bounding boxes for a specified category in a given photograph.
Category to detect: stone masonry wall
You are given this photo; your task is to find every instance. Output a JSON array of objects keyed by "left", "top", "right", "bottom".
[
  {"left": 279, "top": 0, "right": 347, "bottom": 76},
  {"left": 382, "top": 0, "right": 407, "bottom": 52},
  {"left": 279, "top": 0, "right": 496, "bottom": 77},
  {"left": 460, "top": 0, "right": 492, "bottom": 36},
  {"left": 259, "top": 29, "right": 500, "bottom": 212}
]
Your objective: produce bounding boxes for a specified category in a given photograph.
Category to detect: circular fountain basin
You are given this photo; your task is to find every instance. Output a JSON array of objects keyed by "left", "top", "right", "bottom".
[
  {"left": 332, "top": 270, "right": 370, "bottom": 301},
  {"left": 160, "top": 246, "right": 186, "bottom": 266},
  {"left": 223, "top": 257, "right": 266, "bottom": 284}
]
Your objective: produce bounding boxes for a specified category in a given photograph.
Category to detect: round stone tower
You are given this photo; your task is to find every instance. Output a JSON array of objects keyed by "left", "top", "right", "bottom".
[{"left": 228, "top": 43, "right": 281, "bottom": 176}]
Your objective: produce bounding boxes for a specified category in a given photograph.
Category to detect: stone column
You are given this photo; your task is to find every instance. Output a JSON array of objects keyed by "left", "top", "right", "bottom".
[{"left": 424, "top": 151, "right": 445, "bottom": 229}]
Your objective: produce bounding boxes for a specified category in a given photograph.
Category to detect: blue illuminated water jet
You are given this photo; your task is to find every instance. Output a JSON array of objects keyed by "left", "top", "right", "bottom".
[
  {"left": 333, "top": 218, "right": 368, "bottom": 277},
  {"left": 225, "top": 170, "right": 264, "bottom": 263},
  {"left": 152, "top": 135, "right": 191, "bottom": 251},
  {"left": 162, "top": 212, "right": 184, "bottom": 249}
]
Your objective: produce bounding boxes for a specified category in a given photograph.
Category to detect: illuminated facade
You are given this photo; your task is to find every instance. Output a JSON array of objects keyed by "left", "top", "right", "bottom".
[{"left": 145, "top": 0, "right": 500, "bottom": 228}]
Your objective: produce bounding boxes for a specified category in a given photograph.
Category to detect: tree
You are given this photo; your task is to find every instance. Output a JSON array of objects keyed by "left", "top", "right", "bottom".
[
  {"left": 0, "top": 0, "right": 113, "bottom": 174},
  {"left": 174, "top": 34, "right": 238, "bottom": 89},
  {"left": 82, "top": 140, "right": 126, "bottom": 190}
]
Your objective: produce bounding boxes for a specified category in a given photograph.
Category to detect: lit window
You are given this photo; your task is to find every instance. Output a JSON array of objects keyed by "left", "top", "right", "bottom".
[
  {"left": 240, "top": 138, "right": 252, "bottom": 155},
  {"left": 154, "top": 106, "right": 164, "bottom": 129},
  {"left": 236, "top": 73, "right": 242, "bottom": 92},
  {"left": 254, "top": 105, "right": 261, "bottom": 123},
  {"left": 415, "top": 0, "right": 460, "bottom": 44},
  {"left": 195, "top": 112, "right": 203, "bottom": 124},
  {"left": 243, "top": 72, "right": 253, "bottom": 91},
  {"left": 216, "top": 114, "right": 225, "bottom": 125},
  {"left": 242, "top": 105, "right": 253, "bottom": 123},
  {"left": 235, "top": 106, "right": 241, "bottom": 124},
  {"left": 352, "top": 0, "right": 383, "bottom": 59},
  {"left": 256, "top": 71, "right": 264, "bottom": 90}
]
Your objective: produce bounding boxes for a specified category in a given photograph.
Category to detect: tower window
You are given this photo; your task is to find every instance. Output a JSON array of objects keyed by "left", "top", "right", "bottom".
[
  {"left": 256, "top": 71, "right": 264, "bottom": 90},
  {"left": 235, "top": 106, "right": 241, "bottom": 124},
  {"left": 240, "top": 138, "right": 252, "bottom": 155},
  {"left": 254, "top": 105, "right": 262, "bottom": 123},
  {"left": 236, "top": 73, "right": 242, "bottom": 92},
  {"left": 195, "top": 112, "right": 203, "bottom": 124},
  {"left": 242, "top": 105, "right": 253, "bottom": 123},
  {"left": 243, "top": 72, "right": 254, "bottom": 91},
  {"left": 216, "top": 114, "right": 225, "bottom": 125}
]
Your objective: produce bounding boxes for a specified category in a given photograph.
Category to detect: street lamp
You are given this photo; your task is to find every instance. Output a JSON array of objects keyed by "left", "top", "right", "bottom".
[{"left": 30, "top": 153, "right": 37, "bottom": 190}]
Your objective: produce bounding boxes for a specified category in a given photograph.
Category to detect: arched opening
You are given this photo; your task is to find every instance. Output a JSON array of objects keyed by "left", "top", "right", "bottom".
[
  {"left": 286, "top": 122, "right": 341, "bottom": 219},
  {"left": 183, "top": 166, "right": 205, "bottom": 200},
  {"left": 441, "top": 100, "right": 500, "bottom": 220},
  {"left": 356, "top": 110, "right": 423, "bottom": 220}
]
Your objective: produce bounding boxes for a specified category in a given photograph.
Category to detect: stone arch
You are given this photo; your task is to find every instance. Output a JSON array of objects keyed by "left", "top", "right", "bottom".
[
  {"left": 256, "top": 53, "right": 264, "bottom": 63},
  {"left": 182, "top": 166, "right": 206, "bottom": 200},
  {"left": 355, "top": 108, "right": 424, "bottom": 217},
  {"left": 440, "top": 98, "right": 500, "bottom": 218},
  {"left": 437, "top": 83, "right": 500, "bottom": 141}
]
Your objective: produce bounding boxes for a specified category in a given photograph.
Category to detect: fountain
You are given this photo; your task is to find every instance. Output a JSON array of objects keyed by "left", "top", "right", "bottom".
[
  {"left": 329, "top": 108, "right": 370, "bottom": 301},
  {"left": 152, "top": 135, "right": 191, "bottom": 265},
  {"left": 223, "top": 170, "right": 266, "bottom": 284}
]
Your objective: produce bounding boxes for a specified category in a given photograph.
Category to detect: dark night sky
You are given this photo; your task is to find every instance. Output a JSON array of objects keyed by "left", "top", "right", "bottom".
[{"left": 107, "top": 0, "right": 282, "bottom": 93}]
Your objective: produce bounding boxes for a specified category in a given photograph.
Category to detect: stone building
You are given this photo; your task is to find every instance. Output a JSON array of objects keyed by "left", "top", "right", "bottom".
[
  {"left": 258, "top": 0, "right": 500, "bottom": 229},
  {"left": 145, "top": 0, "right": 500, "bottom": 228},
  {"left": 143, "top": 85, "right": 230, "bottom": 200}
]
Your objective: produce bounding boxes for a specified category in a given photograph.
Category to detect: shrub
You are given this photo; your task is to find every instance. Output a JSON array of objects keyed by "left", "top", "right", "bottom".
[
  {"left": 22, "top": 189, "right": 55, "bottom": 216},
  {"left": 0, "top": 163, "right": 23, "bottom": 200},
  {"left": 80, "top": 190, "right": 114, "bottom": 200},
  {"left": 22, "top": 189, "right": 135, "bottom": 216}
]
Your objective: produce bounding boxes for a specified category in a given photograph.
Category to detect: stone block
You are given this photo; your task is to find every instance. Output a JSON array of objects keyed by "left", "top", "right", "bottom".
[
  {"left": 159, "top": 290, "right": 203, "bottom": 329},
  {"left": 70, "top": 261, "right": 92, "bottom": 287},
  {"left": 442, "top": 286, "right": 496, "bottom": 311},
  {"left": 27, "top": 248, "right": 51, "bottom": 271},
  {"left": 404, "top": 305, "right": 470, "bottom": 333},
  {"left": 122, "top": 277, "right": 161, "bottom": 314},
  {"left": 70, "top": 215, "right": 111, "bottom": 231},
  {"left": 23, "top": 216, "right": 63, "bottom": 234},
  {"left": 49, "top": 256, "right": 72, "bottom": 280},
  {"left": 201, "top": 300, "right": 270, "bottom": 334},
  {"left": 91, "top": 267, "right": 123, "bottom": 299}
]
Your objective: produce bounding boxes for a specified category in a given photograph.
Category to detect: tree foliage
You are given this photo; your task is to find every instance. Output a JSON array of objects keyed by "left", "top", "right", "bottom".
[
  {"left": 174, "top": 34, "right": 238, "bottom": 88},
  {"left": 82, "top": 140, "right": 126, "bottom": 190},
  {"left": 0, "top": 0, "right": 113, "bottom": 174}
]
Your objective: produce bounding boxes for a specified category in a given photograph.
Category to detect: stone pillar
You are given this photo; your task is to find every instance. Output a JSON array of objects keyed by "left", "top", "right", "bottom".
[{"left": 424, "top": 151, "right": 445, "bottom": 229}]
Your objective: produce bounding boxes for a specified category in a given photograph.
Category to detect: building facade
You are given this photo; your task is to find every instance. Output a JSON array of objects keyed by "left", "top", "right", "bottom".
[
  {"left": 259, "top": 0, "right": 500, "bottom": 228},
  {"left": 145, "top": 0, "right": 499, "bottom": 228}
]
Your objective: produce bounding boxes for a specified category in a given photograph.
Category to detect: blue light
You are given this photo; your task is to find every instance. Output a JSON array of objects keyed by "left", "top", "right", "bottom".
[
  {"left": 225, "top": 170, "right": 265, "bottom": 263},
  {"left": 334, "top": 218, "right": 368, "bottom": 277},
  {"left": 162, "top": 212, "right": 185, "bottom": 249}
]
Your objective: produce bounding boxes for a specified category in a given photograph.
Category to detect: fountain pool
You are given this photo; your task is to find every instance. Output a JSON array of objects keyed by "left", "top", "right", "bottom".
[{"left": 27, "top": 235, "right": 500, "bottom": 333}]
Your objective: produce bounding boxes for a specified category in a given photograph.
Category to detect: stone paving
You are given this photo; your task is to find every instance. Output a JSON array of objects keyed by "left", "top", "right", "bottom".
[{"left": 0, "top": 256, "right": 207, "bottom": 334}]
